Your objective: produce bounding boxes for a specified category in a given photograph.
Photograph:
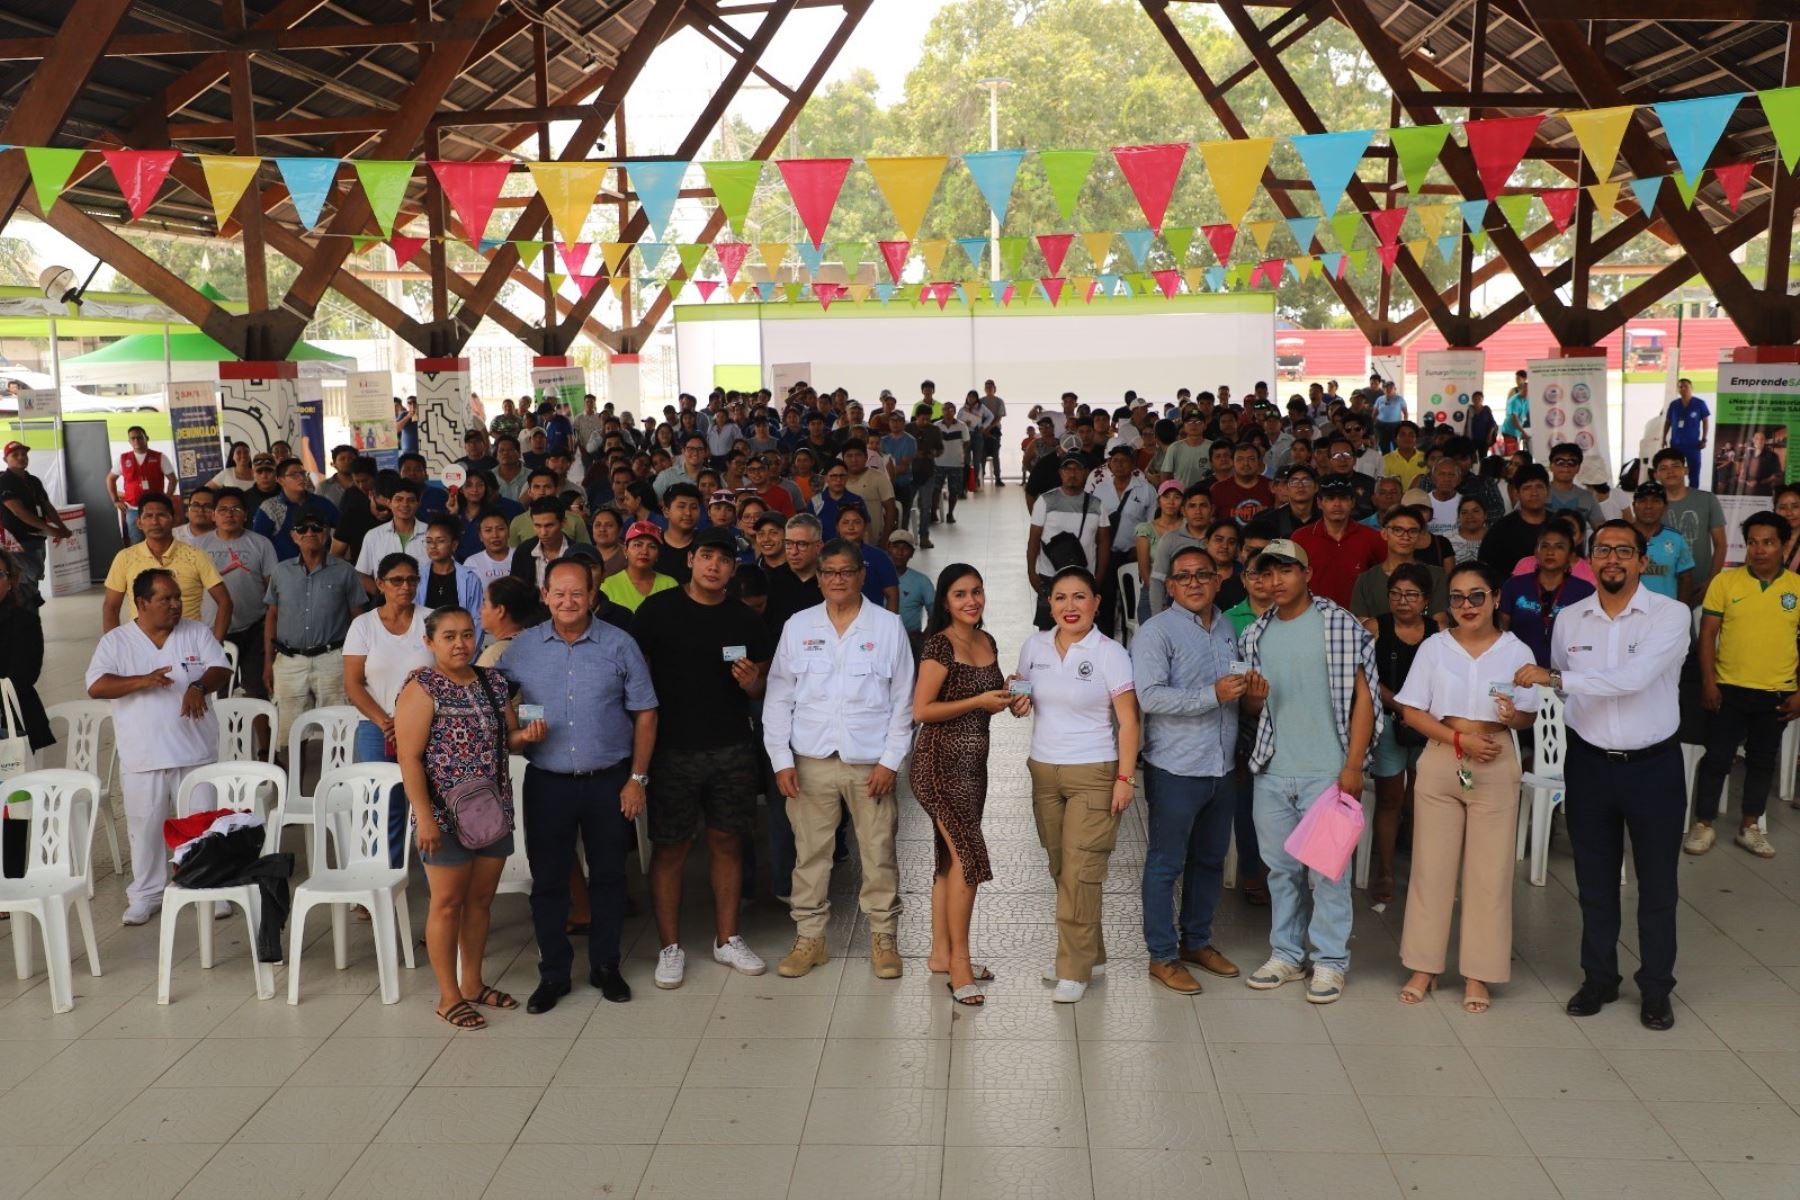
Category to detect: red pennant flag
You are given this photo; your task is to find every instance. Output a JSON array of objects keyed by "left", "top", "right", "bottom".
[
  {"left": 1539, "top": 188, "right": 1578, "bottom": 231},
  {"left": 1036, "top": 234, "right": 1074, "bottom": 277},
  {"left": 1712, "top": 162, "right": 1755, "bottom": 211},
  {"left": 1463, "top": 115, "right": 1544, "bottom": 200},
  {"left": 1083, "top": 279, "right": 1100, "bottom": 304},
  {"left": 1332, "top": 254, "right": 1350, "bottom": 279},
  {"left": 389, "top": 235, "right": 427, "bottom": 268},
  {"left": 557, "top": 241, "right": 591, "bottom": 276},
  {"left": 1259, "top": 258, "right": 1286, "bottom": 288},
  {"left": 1203, "top": 223, "right": 1238, "bottom": 264},
  {"left": 571, "top": 273, "right": 601, "bottom": 297},
  {"left": 1152, "top": 269, "right": 1181, "bottom": 299},
  {"left": 1367, "top": 208, "right": 1408, "bottom": 246},
  {"left": 715, "top": 242, "right": 750, "bottom": 284},
  {"left": 1041, "top": 277, "right": 1067, "bottom": 306},
  {"left": 695, "top": 280, "right": 720, "bottom": 302},
  {"left": 1377, "top": 244, "right": 1403, "bottom": 272},
  {"left": 1112, "top": 144, "right": 1188, "bottom": 234},
  {"left": 815, "top": 282, "right": 844, "bottom": 310},
  {"left": 878, "top": 240, "right": 910, "bottom": 282},
  {"left": 102, "top": 149, "right": 180, "bottom": 221},
  {"left": 775, "top": 158, "right": 853, "bottom": 248},
  {"left": 1000, "top": 283, "right": 1017, "bottom": 308},
  {"left": 930, "top": 283, "right": 952, "bottom": 311},
  {"left": 429, "top": 161, "right": 513, "bottom": 243}
]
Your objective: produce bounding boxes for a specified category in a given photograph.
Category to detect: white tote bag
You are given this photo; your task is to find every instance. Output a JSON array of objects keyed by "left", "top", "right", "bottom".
[{"left": 0, "top": 677, "right": 33, "bottom": 819}]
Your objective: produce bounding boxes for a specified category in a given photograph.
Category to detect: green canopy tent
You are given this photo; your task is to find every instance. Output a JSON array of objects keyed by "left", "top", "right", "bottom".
[{"left": 61, "top": 331, "right": 352, "bottom": 387}]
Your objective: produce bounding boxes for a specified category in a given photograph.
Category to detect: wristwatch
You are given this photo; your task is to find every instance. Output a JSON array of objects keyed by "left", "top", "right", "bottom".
[
  {"left": 630, "top": 772, "right": 651, "bottom": 788},
  {"left": 185, "top": 680, "right": 205, "bottom": 691},
  {"left": 1548, "top": 670, "right": 1564, "bottom": 691}
]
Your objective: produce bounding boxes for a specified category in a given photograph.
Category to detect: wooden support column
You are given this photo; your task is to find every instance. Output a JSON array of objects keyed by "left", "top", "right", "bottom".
[{"left": 223, "top": 0, "right": 268, "bottom": 313}]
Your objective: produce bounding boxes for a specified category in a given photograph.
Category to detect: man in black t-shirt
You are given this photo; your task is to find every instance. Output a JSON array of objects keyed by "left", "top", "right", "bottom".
[
  {"left": 763, "top": 511, "right": 824, "bottom": 634},
  {"left": 0, "top": 441, "right": 69, "bottom": 584},
  {"left": 632, "top": 526, "right": 774, "bottom": 989}
]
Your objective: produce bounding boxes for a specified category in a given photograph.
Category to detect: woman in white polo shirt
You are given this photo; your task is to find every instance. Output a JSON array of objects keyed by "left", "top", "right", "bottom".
[{"left": 1012, "top": 564, "right": 1141, "bottom": 1003}]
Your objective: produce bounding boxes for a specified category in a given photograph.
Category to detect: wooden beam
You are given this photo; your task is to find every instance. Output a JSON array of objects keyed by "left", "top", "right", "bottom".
[
  {"left": 223, "top": 0, "right": 267, "bottom": 312},
  {"left": 1764, "top": 23, "right": 1798, "bottom": 334},
  {"left": 0, "top": 19, "right": 493, "bottom": 60},
  {"left": 165, "top": 104, "right": 607, "bottom": 141},
  {"left": 1468, "top": 206, "right": 1655, "bottom": 342},
  {"left": 1589, "top": 204, "right": 1772, "bottom": 341},
  {"left": 1393, "top": 89, "right": 1586, "bottom": 107}
]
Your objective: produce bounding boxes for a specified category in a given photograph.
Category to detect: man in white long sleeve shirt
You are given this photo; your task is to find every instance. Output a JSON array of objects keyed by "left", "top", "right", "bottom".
[{"left": 762, "top": 537, "right": 915, "bottom": 981}]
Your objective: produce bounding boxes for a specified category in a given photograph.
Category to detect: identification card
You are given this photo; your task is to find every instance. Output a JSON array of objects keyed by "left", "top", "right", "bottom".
[
  {"left": 1487, "top": 682, "right": 1513, "bottom": 698},
  {"left": 1008, "top": 680, "right": 1034, "bottom": 696},
  {"left": 518, "top": 704, "right": 545, "bottom": 723},
  {"left": 722, "top": 645, "right": 748, "bottom": 663},
  {"left": 1229, "top": 660, "right": 1252, "bottom": 677}
]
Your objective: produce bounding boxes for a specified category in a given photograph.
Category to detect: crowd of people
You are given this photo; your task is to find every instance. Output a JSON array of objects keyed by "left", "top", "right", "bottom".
[{"left": 32, "top": 367, "right": 1785, "bottom": 1034}]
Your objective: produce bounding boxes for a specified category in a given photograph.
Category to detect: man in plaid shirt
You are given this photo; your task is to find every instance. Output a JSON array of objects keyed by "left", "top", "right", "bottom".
[{"left": 1238, "top": 538, "right": 1380, "bottom": 1004}]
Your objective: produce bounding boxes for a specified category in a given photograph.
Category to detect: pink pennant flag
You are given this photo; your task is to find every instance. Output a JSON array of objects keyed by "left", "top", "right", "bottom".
[
  {"left": 1203, "top": 223, "right": 1238, "bottom": 264},
  {"left": 1258, "top": 258, "right": 1285, "bottom": 288},
  {"left": 1712, "top": 162, "right": 1755, "bottom": 211},
  {"left": 1112, "top": 144, "right": 1188, "bottom": 234},
  {"left": 1463, "top": 115, "right": 1544, "bottom": 200},
  {"left": 929, "top": 282, "right": 952, "bottom": 311},
  {"left": 715, "top": 242, "right": 750, "bottom": 283},
  {"left": 571, "top": 273, "right": 601, "bottom": 297},
  {"left": 557, "top": 241, "right": 591, "bottom": 276},
  {"left": 1001, "top": 283, "right": 1017, "bottom": 308},
  {"left": 1377, "top": 244, "right": 1403, "bottom": 272},
  {"left": 1367, "top": 208, "right": 1408, "bottom": 247},
  {"left": 1036, "top": 233, "right": 1074, "bottom": 277},
  {"left": 816, "top": 282, "right": 845, "bottom": 310},
  {"left": 878, "top": 240, "right": 910, "bottom": 282},
  {"left": 775, "top": 158, "right": 853, "bottom": 249},
  {"left": 389, "top": 235, "right": 427, "bottom": 268},
  {"left": 102, "top": 149, "right": 180, "bottom": 221},
  {"left": 1083, "top": 279, "right": 1100, "bottom": 304},
  {"left": 1041, "top": 277, "right": 1068, "bottom": 306},
  {"left": 1151, "top": 269, "right": 1181, "bottom": 299},
  {"left": 1539, "top": 188, "right": 1578, "bottom": 231},
  {"left": 695, "top": 280, "right": 720, "bottom": 302},
  {"left": 429, "top": 160, "right": 513, "bottom": 243}
]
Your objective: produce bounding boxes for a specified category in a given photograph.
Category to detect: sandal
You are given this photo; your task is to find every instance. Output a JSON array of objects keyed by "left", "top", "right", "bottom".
[
  {"left": 929, "top": 962, "right": 996, "bottom": 981},
  {"left": 468, "top": 985, "right": 518, "bottom": 1010},
  {"left": 1398, "top": 973, "right": 1437, "bottom": 1005},
  {"left": 1370, "top": 875, "right": 1394, "bottom": 906},
  {"left": 1463, "top": 982, "right": 1491, "bottom": 1014},
  {"left": 946, "top": 981, "right": 985, "bottom": 1007},
  {"left": 437, "top": 999, "right": 486, "bottom": 1029}
]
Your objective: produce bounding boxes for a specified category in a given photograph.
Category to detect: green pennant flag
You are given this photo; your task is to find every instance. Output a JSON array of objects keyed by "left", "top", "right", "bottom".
[
  {"left": 23, "top": 147, "right": 83, "bottom": 213},
  {"left": 352, "top": 160, "right": 414, "bottom": 237},
  {"left": 667, "top": 276, "right": 688, "bottom": 301},
  {"left": 1163, "top": 226, "right": 1195, "bottom": 263},
  {"left": 1346, "top": 248, "right": 1369, "bottom": 275},
  {"left": 350, "top": 236, "right": 380, "bottom": 253},
  {"left": 1470, "top": 230, "right": 1489, "bottom": 253},
  {"left": 700, "top": 161, "right": 765, "bottom": 236},
  {"left": 676, "top": 244, "right": 708, "bottom": 276},
  {"left": 1496, "top": 193, "right": 1534, "bottom": 234},
  {"left": 1038, "top": 150, "right": 1097, "bottom": 222},
  {"left": 781, "top": 282, "right": 802, "bottom": 303},
  {"left": 1672, "top": 171, "right": 1701, "bottom": 208},
  {"left": 1387, "top": 125, "right": 1450, "bottom": 195},
  {"left": 835, "top": 240, "right": 868, "bottom": 272},
  {"left": 546, "top": 272, "right": 566, "bottom": 294},
  {"left": 1762, "top": 87, "right": 1800, "bottom": 171},
  {"left": 1329, "top": 212, "right": 1362, "bottom": 249},
  {"left": 998, "top": 235, "right": 1029, "bottom": 278},
  {"left": 516, "top": 240, "right": 547, "bottom": 270}
]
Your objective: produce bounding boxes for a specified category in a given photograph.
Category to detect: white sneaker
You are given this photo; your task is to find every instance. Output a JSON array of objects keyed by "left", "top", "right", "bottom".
[
  {"left": 1307, "top": 966, "right": 1347, "bottom": 1005},
  {"left": 1245, "top": 956, "right": 1307, "bottom": 990},
  {"left": 121, "top": 902, "right": 161, "bottom": 927},
  {"left": 1051, "top": 979, "right": 1088, "bottom": 1003},
  {"left": 213, "top": 900, "right": 234, "bottom": 920},
  {"left": 1683, "top": 822, "right": 1716, "bottom": 855},
  {"left": 654, "top": 943, "right": 686, "bottom": 989},
  {"left": 712, "top": 935, "right": 766, "bottom": 976},
  {"left": 1042, "top": 962, "right": 1106, "bottom": 983},
  {"left": 1736, "top": 825, "right": 1776, "bottom": 859}
]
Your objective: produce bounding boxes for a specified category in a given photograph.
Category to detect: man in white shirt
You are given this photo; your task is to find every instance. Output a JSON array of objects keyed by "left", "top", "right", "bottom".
[
  {"left": 1028, "top": 455, "right": 1111, "bottom": 628},
  {"left": 353, "top": 478, "right": 428, "bottom": 597},
  {"left": 762, "top": 537, "right": 915, "bottom": 981},
  {"left": 85, "top": 570, "right": 231, "bottom": 924}
]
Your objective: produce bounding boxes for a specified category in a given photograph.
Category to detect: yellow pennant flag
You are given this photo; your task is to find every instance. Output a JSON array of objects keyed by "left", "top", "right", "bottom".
[
  {"left": 727, "top": 280, "right": 751, "bottom": 302},
  {"left": 864, "top": 156, "right": 949, "bottom": 242},
  {"left": 1183, "top": 266, "right": 1206, "bottom": 293},
  {"left": 917, "top": 239, "right": 950, "bottom": 276},
  {"left": 848, "top": 283, "right": 872, "bottom": 303},
  {"left": 1072, "top": 275, "right": 1096, "bottom": 302},
  {"left": 1414, "top": 204, "right": 1451, "bottom": 239},
  {"left": 757, "top": 242, "right": 790, "bottom": 278},
  {"left": 1405, "top": 238, "right": 1428, "bottom": 264},
  {"left": 1245, "top": 219, "right": 1279, "bottom": 254},
  {"left": 1197, "top": 138, "right": 1273, "bottom": 228},
  {"left": 1292, "top": 255, "right": 1315, "bottom": 281},
  {"left": 599, "top": 242, "right": 632, "bottom": 274},
  {"left": 198, "top": 155, "right": 262, "bottom": 227},
  {"left": 1587, "top": 180, "right": 1622, "bottom": 222},
  {"left": 1080, "top": 231, "right": 1115, "bottom": 269},
  {"left": 1563, "top": 107, "right": 1634, "bottom": 182},
  {"left": 608, "top": 275, "right": 630, "bottom": 298},
  {"left": 527, "top": 161, "right": 609, "bottom": 241},
  {"left": 545, "top": 272, "right": 566, "bottom": 295}
]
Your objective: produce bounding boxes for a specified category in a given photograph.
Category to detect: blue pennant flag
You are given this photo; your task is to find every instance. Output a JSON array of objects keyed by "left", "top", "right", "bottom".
[
  {"left": 953, "top": 284, "right": 970, "bottom": 306},
  {"left": 1457, "top": 200, "right": 1489, "bottom": 234},
  {"left": 795, "top": 241, "right": 827, "bottom": 276},
  {"left": 874, "top": 282, "right": 896, "bottom": 304},
  {"left": 274, "top": 157, "right": 341, "bottom": 230},
  {"left": 1204, "top": 266, "right": 1227, "bottom": 292},
  {"left": 1435, "top": 236, "right": 1460, "bottom": 264},
  {"left": 989, "top": 283, "right": 1008, "bottom": 308},
  {"left": 1319, "top": 252, "right": 1345, "bottom": 279},
  {"left": 962, "top": 150, "right": 1026, "bottom": 227},
  {"left": 1096, "top": 272, "right": 1120, "bottom": 295},
  {"left": 1290, "top": 130, "right": 1373, "bottom": 216},
  {"left": 623, "top": 160, "right": 688, "bottom": 241},
  {"left": 1118, "top": 229, "right": 1155, "bottom": 270},
  {"left": 638, "top": 242, "right": 671, "bottom": 272},
  {"left": 1285, "top": 217, "right": 1320, "bottom": 252},
  {"left": 477, "top": 238, "right": 503, "bottom": 253},
  {"left": 755, "top": 281, "right": 777, "bottom": 301},
  {"left": 1652, "top": 94, "right": 1746, "bottom": 184},
  {"left": 1629, "top": 175, "right": 1664, "bottom": 216},
  {"left": 955, "top": 236, "right": 988, "bottom": 271}
]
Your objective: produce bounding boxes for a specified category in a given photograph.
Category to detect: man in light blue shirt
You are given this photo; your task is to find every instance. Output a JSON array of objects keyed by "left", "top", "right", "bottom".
[
  {"left": 1132, "top": 543, "right": 1244, "bottom": 994},
  {"left": 889, "top": 530, "right": 934, "bottom": 641},
  {"left": 1629, "top": 482, "right": 1697, "bottom": 604}
]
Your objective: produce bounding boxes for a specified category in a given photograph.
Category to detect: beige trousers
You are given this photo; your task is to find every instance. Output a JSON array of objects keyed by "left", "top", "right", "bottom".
[
  {"left": 272, "top": 649, "right": 348, "bottom": 749},
  {"left": 1027, "top": 758, "right": 1120, "bottom": 983},
  {"left": 788, "top": 754, "right": 901, "bottom": 939},
  {"left": 1399, "top": 740, "right": 1521, "bottom": 983}
]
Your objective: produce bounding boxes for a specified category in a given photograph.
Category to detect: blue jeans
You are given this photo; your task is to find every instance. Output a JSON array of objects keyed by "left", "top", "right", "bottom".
[
  {"left": 121, "top": 505, "right": 143, "bottom": 544},
  {"left": 1253, "top": 773, "right": 1355, "bottom": 972},
  {"left": 1141, "top": 764, "right": 1234, "bottom": 962},
  {"left": 353, "top": 719, "right": 407, "bottom": 867}
]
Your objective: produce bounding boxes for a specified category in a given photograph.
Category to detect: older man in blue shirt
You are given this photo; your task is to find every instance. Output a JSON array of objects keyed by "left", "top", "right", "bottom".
[
  {"left": 1131, "top": 543, "right": 1246, "bottom": 994},
  {"left": 499, "top": 556, "right": 657, "bottom": 1013}
]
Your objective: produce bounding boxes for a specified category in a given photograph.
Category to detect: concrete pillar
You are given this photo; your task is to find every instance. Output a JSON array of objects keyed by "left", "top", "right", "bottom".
[
  {"left": 414, "top": 356, "right": 471, "bottom": 480},
  {"left": 607, "top": 353, "right": 642, "bottom": 420},
  {"left": 218, "top": 360, "right": 296, "bottom": 455}
]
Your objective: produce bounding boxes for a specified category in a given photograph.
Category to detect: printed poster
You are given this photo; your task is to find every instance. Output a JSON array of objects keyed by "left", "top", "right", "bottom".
[
  {"left": 1415, "top": 349, "right": 1485, "bottom": 439},
  {"left": 530, "top": 365, "right": 586, "bottom": 414},
  {"left": 1712, "top": 360, "right": 1800, "bottom": 560},
  {"left": 293, "top": 377, "right": 326, "bottom": 481},
  {"left": 1526, "top": 356, "right": 1611, "bottom": 472},
  {"left": 18, "top": 387, "right": 59, "bottom": 421},
  {"left": 168, "top": 380, "right": 223, "bottom": 493},
  {"left": 347, "top": 370, "right": 397, "bottom": 468},
  {"left": 1367, "top": 350, "right": 1404, "bottom": 393}
]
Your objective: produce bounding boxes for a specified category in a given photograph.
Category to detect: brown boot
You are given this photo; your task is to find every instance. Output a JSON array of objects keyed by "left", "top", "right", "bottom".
[
  {"left": 870, "top": 933, "right": 903, "bottom": 979},
  {"left": 1180, "top": 944, "right": 1240, "bottom": 978},
  {"left": 1149, "top": 960, "right": 1202, "bottom": 994},
  {"left": 777, "top": 936, "right": 829, "bottom": 978}
]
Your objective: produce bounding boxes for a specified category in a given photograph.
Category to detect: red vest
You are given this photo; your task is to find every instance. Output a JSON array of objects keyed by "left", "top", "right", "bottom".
[{"left": 118, "top": 449, "right": 167, "bottom": 506}]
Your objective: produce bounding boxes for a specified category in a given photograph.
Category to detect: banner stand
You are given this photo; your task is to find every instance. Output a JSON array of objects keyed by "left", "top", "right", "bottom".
[
  {"left": 1714, "top": 347, "right": 1800, "bottom": 561},
  {"left": 1528, "top": 347, "right": 1611, "bottom": 478}
]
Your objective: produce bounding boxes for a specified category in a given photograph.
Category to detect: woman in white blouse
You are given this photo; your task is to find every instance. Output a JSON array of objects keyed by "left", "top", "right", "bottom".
[
  {"left": 1394, "top": 559, "right": 1538, "bottom": 1014},
  {"left": 344, "top": 552, "right": 434, "bottom": 864},
  {"left": 1011, "top": 564, "right": 1140, "bottom": 1004}
]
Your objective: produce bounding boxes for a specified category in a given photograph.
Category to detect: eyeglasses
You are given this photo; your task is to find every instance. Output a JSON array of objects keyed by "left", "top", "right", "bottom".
[
  {"left": 1388, "top": 589, "right": 1426, "bottom": 602},
  {"left": 381, "top": 575, "right": 420, "bottom": 587},
  {"left": 1590, "top": 544, "right": 1638, "bottom": 560},
  {"left": 214, "top": 505, "right": 245, "bottom": 516},
  {"left": 1551, "top": 458, "right": 1579, "bottom": 467},
  {"left": 818, "top": 566, "right": 862, "bottom": 580},
  {"left": 1386, "top": 526, "right": 1421, "bottom": 537},
  {"left": 1167, "top": 570, "right": 1218, "bottom": 586},
  {"left": 1329, "top": 451, "right": 1354, "bottom": 460},
  {"left": 1447, "top": 590, "right": 1491, "bottom": 608}
]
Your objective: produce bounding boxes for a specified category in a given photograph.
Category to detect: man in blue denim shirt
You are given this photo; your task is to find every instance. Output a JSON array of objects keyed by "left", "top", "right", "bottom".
[
  {"left": 499, "top": 557, "right": 657, "bottom": 1013},
  {"left": 1131, "top": 544, "right": 1244, "bottom": 995}
]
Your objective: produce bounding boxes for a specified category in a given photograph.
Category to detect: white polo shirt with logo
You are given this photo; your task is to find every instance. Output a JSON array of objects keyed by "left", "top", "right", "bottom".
[{"left": 1015, "top": 627, "right": 1135, "bottom": 764}]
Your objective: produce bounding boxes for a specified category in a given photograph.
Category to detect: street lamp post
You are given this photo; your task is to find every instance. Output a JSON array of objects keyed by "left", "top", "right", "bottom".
[{"left": 976, "top": 77, "right": 1011, "bottom": 283}]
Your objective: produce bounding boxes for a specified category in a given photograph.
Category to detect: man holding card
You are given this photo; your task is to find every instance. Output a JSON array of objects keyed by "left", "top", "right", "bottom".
[{"left": 630, "top": 526, "right": 774, "bottom": 989}]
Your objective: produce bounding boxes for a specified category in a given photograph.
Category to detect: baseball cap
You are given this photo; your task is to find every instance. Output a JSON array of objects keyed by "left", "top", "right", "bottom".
[
  {"left": 1059, "top": 453, "right": 1088, "bottom": 469},
  {"left": 692, "top": 526, "right": 738, "bottom": 552},
  {"left": 2, "top": 441, "right": 26, "bottom": 457},
  {"left": 1107, "top": 443, "right": 1134, "bottom": 461},
  {"left": 753, "top": 511, "right": 788, "bottom": 532},
  {"left": 1157, "top": 479, "right": 1184, "bottom": 496},
  {"left": 624, "top": 520, "right": 664, "bottom": 544},
  {"left": 708, "top": 488, "right": 738, "bottom": 507},
  {"left": 1254, "top": 538, "right": 1310, "bottom": 569},
  {"left": 889, "top": 528, "right": 918, "bottom": 548},
  {"left": 251, "top": 453, "right": 275, "bottom": 467},
  {"left": 1400, "top": 488, "right": 1433, "bottom": 508},
  {"left": 1634, "top": 480, "right": 1667, "bottom": 500},
  {"left": 292, "top": 503, "right": 333, "bottom": 531},
  {"left": 1317, "top": 476, "right": 1358, "bottom": 497}
]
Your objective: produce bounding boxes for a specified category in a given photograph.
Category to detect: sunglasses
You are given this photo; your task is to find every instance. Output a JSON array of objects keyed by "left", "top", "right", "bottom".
[
  {"left": 1447, "top": 590, "right": 1491, "bottom": 608},
  {"left": 292, "top": 523, "right": 326, "bottom": 534}
]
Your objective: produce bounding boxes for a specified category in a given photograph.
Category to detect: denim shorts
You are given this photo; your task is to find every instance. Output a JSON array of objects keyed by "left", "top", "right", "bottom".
[
  {"left": 418, "top": 829, "right": 515, "bottom": 867},
  {"left": 1371, "top": 719, "right": 1424, "bottom": 779}
]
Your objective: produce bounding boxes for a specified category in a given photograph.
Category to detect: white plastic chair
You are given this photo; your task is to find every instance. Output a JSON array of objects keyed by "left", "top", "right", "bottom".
[
  {"left": 215, "top": 698, "right": 278, "bottom": 764},
  {"left": 1354, "top": 781, "right": 1376, "bottom": 890},
  {"left": 1515, "top": 686, "right": 1567, "bottom": 887},
  {"left": 1117, "top": 562, "right": 1142, "bottom": 646},
  {"left": 0, "top": 769, "right": 104, "bottom": 1013},
  {"left": 1780, "top": 722, "right": 1798, "bottom": 807},
  {"left": 494, "top": 754, "right": 532, "bottom": 898},
  {"left": 279, "top": 705, "right": 360, "bottom": 868},
  {"left": 287, "top": 763, "right": 413, "bottom": 1006},
  {"left": 156, "top": 763, "right": 286, "bottom": 1004},
  {"left": 221, "top": 640, "right": 241, "bottom": 696},
  {"left": 44, "top": 701, "right": 124, "bottom": 895}
]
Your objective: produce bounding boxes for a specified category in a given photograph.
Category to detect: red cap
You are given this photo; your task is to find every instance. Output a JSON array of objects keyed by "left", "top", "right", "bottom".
[
  {"left": 2, "top": 442, "right": 25, "bottom": 458},
  {"left": 624, "top": 520, "right": 664, "bottom": 544}
]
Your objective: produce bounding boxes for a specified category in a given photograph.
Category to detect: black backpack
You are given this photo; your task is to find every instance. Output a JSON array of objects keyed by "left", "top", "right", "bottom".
[{"left": 1042, "top": 494, "right": 1094, "bottom": 573}]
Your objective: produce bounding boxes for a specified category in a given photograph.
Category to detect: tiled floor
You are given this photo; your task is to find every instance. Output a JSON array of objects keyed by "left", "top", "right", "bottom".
[{"left": 4, "top": 485, "right": 1800, "bottom": 1198}]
